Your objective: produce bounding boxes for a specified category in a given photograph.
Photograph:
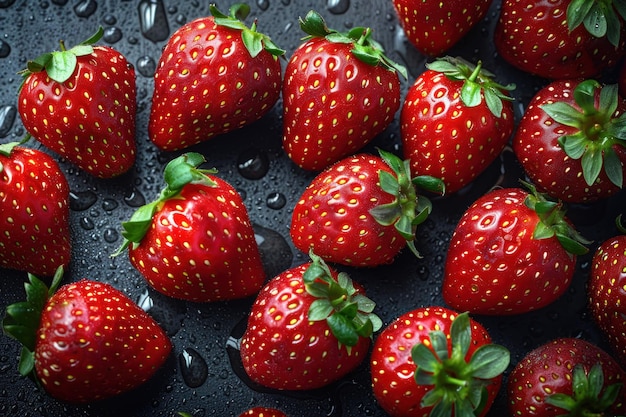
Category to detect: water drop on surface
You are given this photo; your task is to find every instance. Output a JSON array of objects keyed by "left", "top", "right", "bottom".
[
  {"left": 266, "top": 192, "right": 286, "bottom": 210},
  {"left": 79, "top": 217, "right": 95, "bottom": 230},
  {"left": 73, "top": 0, "right": 97, "bottom": 18},
  {"left": 69, "top": 190, "right": 98, "bottom": 211},
  {"left": 0, "top": 40, "right": 10, "bottom": 58},
  {"left": 327, "top": 0, "right": 350, "bottom": 14},
  {"left": 237, "top": 148, "right": 270, "bottom": 180},
  {"left": 136, "top": 56, "right": 157, "bottom": 77},
  {"left": 0, "top": 0, "right": 16, "bottom": 8},
  {"left": 102, "top": 26, "right": 123, "bottom": 44},
  {"left": 103, "top": 228, "right": 119, "bottom": 243},
  {"left": 138, "top": 0, "right": 170, "bottom": 43},
  {"left": 0, "top": 105, "right": 16, "bottom": 137},
  {"left": 124, "top": 187, "right": 147, "bottom": 207},
  {"left": 179, "top": 348, "right": 209, "bottom": 388},
  {"left": 256, "top": 0, "right": 269, "bottom": 11},
  {"left": 102, "top": 198, "right": 119, "bottom": 211},
  {"left": 253, "top": 224, "right": 293, "bottom": 278}
]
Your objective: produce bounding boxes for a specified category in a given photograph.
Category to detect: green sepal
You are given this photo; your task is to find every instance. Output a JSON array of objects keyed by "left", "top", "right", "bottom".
[
  {"left": 426, "top": 56, "right": 515, "bottom": 118},
  {"left": 303, "top": 251, "right": 382, "bottom": 349},
  {"left": 210, "top": 3, "right": 285, "bottom": 58},
  {"left": 113, "top": 152, "right": 217, "bottom": 256},
  {"left": 298, "top": 10, "right": 407, "bottom": 79},
  {"left": 177, "top": 413, "right": 194, "bottom": 417},
  {"left": 567, "top": 0, "right": 626, "bottom": 47}
]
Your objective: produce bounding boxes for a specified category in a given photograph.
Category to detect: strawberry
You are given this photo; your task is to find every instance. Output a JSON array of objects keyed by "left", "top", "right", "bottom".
[
  {"left": 391, "top": 0, "right": 493, "bottom": 56},
  {"left": 290, "top": 149, "right": 443, "bottom": 267},
  {"left": 17, "top": 27, "right": 136, "bottom": 178},
  {"left": 114, "top": 152, "right": 265, "bottom": 302},
  {"left": 513, "top": 79, "right": 626, "bottom": 203},
  {"left": 442, "top": 184, "right": 589, "bottom": 315},
  {"left": 148, "top": 3, "right": 284, "bottom": 151},
  {"left": 588, "top": 216, "right": 626, "bottom": 368},
  {"left": 507, "top": 337, "right": 626, "bottom": 416},
  {"left": 237, "top": 407, "right": 288, "bottom": 417},
  {"left": 400, "top": 56, "right": 515, "bottom": 194},
  {"left": 2, "top": 267, "right": 172, "bottom": 403},
  {"left": 282, "top": 10, "right": 406, "bottom": 171},
  {"left": 239, "top": 252, "right": 381, "bottom": 390},
  {"left": 0, "top": 141, "right": 71, "bottom": 276},
  {"left": 370, "top": 306, "right": 509, "bottom": 417},
  {"left": 495, "top": 0, "right": 626, "bottom": 79}
]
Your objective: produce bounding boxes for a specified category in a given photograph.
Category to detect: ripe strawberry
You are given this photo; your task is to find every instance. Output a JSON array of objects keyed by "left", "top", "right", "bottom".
[
  {"left": 442, "top": 184, "right": 589, "bottom": 315},
  {"left": 282, "top": 10, "right": 406, "bottom": 171},
  {"left": 513, "top": 79, "right": 626, "bottom": 203},
  {"left": 17, "top": 27, "right": 136, "bottom": 178},
  {"left": 290, "top": 149, "right": 443, "bottom": 267},
  {"left": 149, "top": 4, "right": 283, "bottom": 151},
  {"left": 400, "top": 56, "right": 515, "bottom": 194},
  {"left": 370, "top": 306, "right": 509, "bottom": 417},
  {"left": 391, "top": 0, "right": 493, "bottom": 56},
  {"left": 495, "top": 0, "right": 626, "bottom": 79},
  {"left": 0, "top": 141, "right": 71, "bottom": 276},
  {"left": 2, "top": 268, "right": 172, "bottom": 403},
  {"left": 588, "top": 216, "right": 626, "bottom": 368},
  {"left": 237, "top": 407, "right": 288, "bottom": 417},
  {"left": 114, "top": 152, "right": 265, "bottom": 302},
  {"left": 507, "top": 337, "right": 626, "bottom": 416},
  {"left": 239, "top": 252, "right": 382, "bottom": 390}
]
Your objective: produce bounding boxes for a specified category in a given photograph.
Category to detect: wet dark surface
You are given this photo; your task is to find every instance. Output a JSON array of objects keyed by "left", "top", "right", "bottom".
[{"left": 0, "top": 1, "right": 625, "bottom": 416}]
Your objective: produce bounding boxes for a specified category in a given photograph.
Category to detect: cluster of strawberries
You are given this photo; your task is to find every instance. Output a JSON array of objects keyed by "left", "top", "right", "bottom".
[{"left": 2, "top": 1, "right": 626, "bottom": 416}]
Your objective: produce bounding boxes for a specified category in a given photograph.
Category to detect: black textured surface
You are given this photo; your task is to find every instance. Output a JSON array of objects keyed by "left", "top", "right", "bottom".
[{"left": 0, "top": 1, "right": 624, "bottom": 416}]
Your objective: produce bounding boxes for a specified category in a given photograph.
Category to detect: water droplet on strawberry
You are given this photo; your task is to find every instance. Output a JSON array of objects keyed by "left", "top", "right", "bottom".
[
  {"left": 69, "top": 190, "right": 98, "bottom": 211},
  {"left": 138, "top": 0, "right": 170, "bottom": 43},
  {"left": 180, "top": 348, "right": 208, "bottom": 388}
]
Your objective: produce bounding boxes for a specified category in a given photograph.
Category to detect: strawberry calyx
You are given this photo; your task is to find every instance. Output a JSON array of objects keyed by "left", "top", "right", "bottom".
[
  {"left": 523, "top": 181, "right": 590, "bottom": 257},
  {"left": 2, "top": 266, "right": 64, "bottom": 379},
  {"left": 114, "top": 152, "right": 217, "bottom": 255},
  {"left": 540, "top": 79, "right": 626, "bottom": 189},
  {"left": 544, "top": 363, "right": 623, "bottom": 416},
  {"left": 18, "top": 27, "right": 103, "bottom": 84},
  {"left": 210, "top": 3, "right": 285, "bottom": 58},
  {"left": 369, "top": 149, "right": 445, "bottom": 259},
  {"left": 426, "top": 56, "right": 516, "bottom": 118},
  {"left": 303, "top": 251, "right": 382, "bottom": 351},
  {"left": 298, "top": 10, "right": 407, "bottom": 79},
  {"left": 566, "top": 0, "right": 626, "bottom": 48},
  {"left": 411, "top": 312, "right": 510, "bottom": 417}
]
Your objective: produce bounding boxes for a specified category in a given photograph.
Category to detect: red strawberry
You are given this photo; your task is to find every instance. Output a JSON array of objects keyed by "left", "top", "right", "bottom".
[
  {"left": 17, "top": 27, "right": 136, "bottom": 178},
  {"left": 237, "top": 407, "right": 288, "bottom": 417},
  {"left": 149, "top": 4, "right": 283, "bottom": 151},
  {"left": 282, "top": 11, "right": 406, "bottom": 171},
  {"left": 588, "top": 216, "right": 626, "bottom": 368},
  {"left": 391, "top": 0, "right": 493, "bottom": 56},
  {"left": 507, "top": 337, "right": 626, "bottom": 416},
  {"left": 513, "top": 79, "right": 626, "bottom": 203},
  {"left": 400, "top": 56, "right": 515, "bottom": 194},
  {"left": 370, "top": 306, "right": 509, "bottom": 417},
  {"left": 114, "top": 152, "right": 265, "bottom": 302},
  {"left": 442, "top": 184, "right": 589, "bottom": 315},
  {"left": 239, "top": 252, "right": 381, "bottom": 390},
  {"left": 290, "top": 149, "right": 443, "bottom": 267},
  {"left": 0, "top": 141, "right": 71, "bottom": 276},
  {"left": 2, "top": 268, "right": 172, "bottom": 403},
  {"left": 495, "top": 0, "right": 626, "bottom": 79}
]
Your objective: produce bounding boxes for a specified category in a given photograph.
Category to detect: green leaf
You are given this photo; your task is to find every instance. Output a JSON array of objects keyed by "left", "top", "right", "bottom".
[
  {"left": 308, "top": 299, "right": 334, "bottom": 321},
  {"left": 460, "top": 80, "right": 482, "bottom": 108},
  {"left": 604, "top": 147, "right": 624, "bottom": 187},
  {"left": 411, "top": 343, "right": 440, "bottom": 373},
  {"left": 450, "top": 312, "right": 471, "bottom": 358},
  {"left": 241, "top": 30, "right": 264, "bottom": 58},
  {"left": 430, "top": 330, "right": 450, "bottom": 362},
  {"left": 581, "top": 146, "right": 603, "bottom": 186},
  {"left": 18, "top": 347, "right": 35, "bottom": 377},
  {"left": 46, "top": 50, "right": 78, "bottom": 84},
  {"left": 327, "top": 313, "right": 359, "bottom": 347},
  {"left": 469, "top": 345, "right": 510, "bottom": 379},
  {"left": 558, "top": 133, "right": 587, "bottom": 159},
  {"left": 378, "top": 170, "right": 400, "bottom": 196},
  {"left": 541, "top": 102, "right": 583, "bottom": 129}
]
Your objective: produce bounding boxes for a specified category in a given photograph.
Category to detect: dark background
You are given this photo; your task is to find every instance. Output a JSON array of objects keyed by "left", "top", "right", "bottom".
[{"left": 0, "top": 1, "right": 624, "bottom": 416}]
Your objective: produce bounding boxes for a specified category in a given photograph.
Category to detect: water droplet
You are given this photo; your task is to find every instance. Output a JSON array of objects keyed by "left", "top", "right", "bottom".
[
  {"left": 103, "top": 228, "right": 119, "bottom": 243},
  {"left": 253, "top": 224, "right": 293, "bottom": 278},
  {"left": 136, "top": 56, "right": 157, "bottom": 77},
  {"left": 0, "top": 105, "right": 16, "bottom": 137},
  {"left": 0, "top": 0, "right": 16, "bottom": 8},
  {"left": 69, "top": 190, "right": 98, "bottom": 211},
  {"left": 237, "top": 148, "right": 269, "bottom": 180},
  {"left": 102, "top": 26, "right": 123, "bottom": 44},
  {"left": 51, "top": 0, "right": 68, "bottom": 5},
  {"left": 79, "top": 217, "right": 95, "bottom": 230},
  {"left": 327, "top": 0, "right": 350, "bottom": 14},
  {"left": 138, "top": 0, "right": 170, "bottom": 43},
  {"left": 179, "top": 348, "right": 208, "bottom": 388},
  {"left": 137, "top": 289, "right": 154, "bottom": 312},
  {"left": 0, "top": 40, "right": 10, "bottom": 58},
  {"left": 124, "top": 187, "right": 147, "bottom": 207},
  {"left": 266, "top": 192, "right": 286, "bottom": 210},
  {"left": 256, "top": 0, "right": 269, "bottom": 10},
  {"left": 103, "top": 14, "right": 117, "bottom": 25},
  {"left": 102, "top": 198, "right": 119, "bottom": 211},
  {"left": 73, "top": 0, "right": 97, "bottom": 18}
]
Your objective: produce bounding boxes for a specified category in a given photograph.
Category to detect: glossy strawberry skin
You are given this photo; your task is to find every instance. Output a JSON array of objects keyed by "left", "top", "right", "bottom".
[
  {"left": 0, "top": 146, "right": 71, "bottom": 276},
  {"left": 149, "top": 16, "right": 282, "bottom": 151},
  {"left": 392, "top": 0, "right": 492, "bottom": 56},
  {"left": 507, "top": 338, "right": 626, "bottom": 416},
  {"left": 282, "top": 37, "right": 401, "bottom": 171},
  {"left": 588, "top": 234, "right": 626, "bottom": 367},
  {"left": 35, "top": 279, "right": 172, "bottom": 403},
  {"left": 443, "top": 187, "right": 576, "bottom": 315},
  {"left": 370, "top": 306, "right": 501, "bottom": 417},
  {"left": 401, "top": 67, "right": 514, "bottom": 194},
  {"left": 128, "top": 177, "right": 265, "bottom": 302},
  {"left": 290, "top": 154, "right": 405, "bottom": 267},
  {"left": 18, "top": 46, "right": 137, "bottom": 178},
  {"left": 495, "top": 0, "right": 626, "bottom": 79},
  {"left": 239, "top": 262, "right": 372, "bottom": 390},
  {"left": 513, "top": 79, "right": 626, "bottom": 203},
  {"left": 238, "top": 407, "right": 288, "bottom": 417}
]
